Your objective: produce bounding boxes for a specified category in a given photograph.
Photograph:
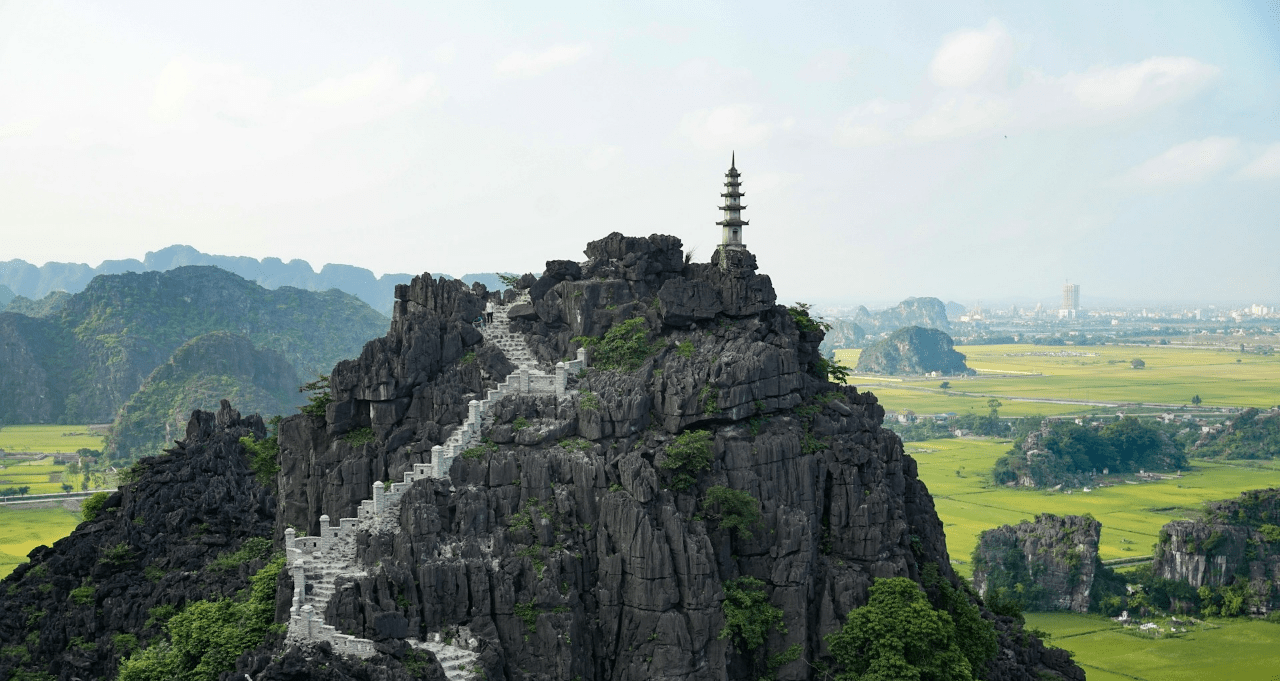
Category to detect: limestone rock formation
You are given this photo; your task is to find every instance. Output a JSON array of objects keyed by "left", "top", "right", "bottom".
[
  {"left": 853, "top": 296, "right": 952, "bottom": 335},
  {"left": 1152, "top": 488, "right": 1280, "bottom": 614},
  {"left": 274, "top": 233, "right": 1081, "bottom": 680},
  {"left": 854, "top": 325, "right": 971, "bottom": 376},
  {"left": 972, "top": 514, "right": 1101, "bottom": 613}
]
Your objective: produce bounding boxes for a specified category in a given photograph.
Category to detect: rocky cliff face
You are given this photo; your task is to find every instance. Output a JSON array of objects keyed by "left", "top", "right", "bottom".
[
  {"left": 0, "top": 402, "right": 277, "bottom": 680},
  {"left": 1153, "top": 488, "right": 1280, "bottom": 613},
  {"left": 972, "top": 514, "right": 1100, "bottom": 613},
  {"left": 853, "top": 326, "right": 970, "bottom": 376},
  {"left": 274, "top": 233, "right": 1080, "bottom": 681}
]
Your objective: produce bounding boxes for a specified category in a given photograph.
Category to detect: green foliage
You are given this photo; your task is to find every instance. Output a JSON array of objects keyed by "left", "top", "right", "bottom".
[
  {"left": 118, "top": 555, "right": 285, "bottom": 681},
  {"left": 461, "top": 351, "right": 477, "bottom": 365},
  {"left": 699, "top": 385, "right": 719, "bottom": 413},
  {"left": 298, "top": 375, "right": 332, "bottom": 417},
  {"left": 461, "top": 441, "right": 498, "bottom": 460},
  {"left": 719, "top": 576, "right": 785, "bottom": 652},
  {"left": 578, "top": 391, "right": 600, "bottom": 412},
  {"left": 1259, "top": 523, "right": 1280, "bottom": 543},
  {"left": 826, "top": 577, "right": 978, "bottom": 681},
  {"left": 100, "top": 542, "right": 133, "bottom": 565},
  {"left": 816, "top": 355, "right": 851, "bottom": 384},
  {"left": 512, "top": 417, "right": 530, "bottom": 431},
  {"left": 702, "top": 486, "right": 761, "bottom": 540},
  {"left": 993, "top": 417, "right": 1186, "bottom": 487},
  {"left": 145, "top": 604, "right": 178, "bottom": 629},
  {"left": 573, "top": 317, "right": 657, "bottom": 372},
  {"left": 498, "top": 273, "right": 521, "bottom": 287},
  {"left": 559, "top": 437, "right": 592, "bottom": 453},
  {"left": 676, "top": 340, "right": 695, "bottom": 358},
  {"left": 341, "top": 427, "right": 375, "bottom": 446},
  {"left": 1194, "top": 407, "right": 1280, "bottom": 460},
  {"left": 239, "top": 419, "right": 280, "bottom": 485},
  {"left": 209, "top": 537, "right": 273, "bottom": 571},
  {"left": 81, "top": 490, "right": 110, "bottom": 521},
  {"left": 788, "top": 302, "right": 831, "bottom": 335},
  {"left": 661, "top": 430, "right": 714, "bottom": 490},
  {"left": 69, "top": 581, "right": 95, "bottom": 605},
  {"left": 144, "top": 565, "right": 165, "bottom": 582},
  {"left": 514, "top": 599, "right": 539, "bottom": 633}
]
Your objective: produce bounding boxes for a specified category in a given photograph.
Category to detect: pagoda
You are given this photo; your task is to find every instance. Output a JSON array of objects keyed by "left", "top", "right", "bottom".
[{"left": 716, "top": 152, "right": 748, "bottom": 252}]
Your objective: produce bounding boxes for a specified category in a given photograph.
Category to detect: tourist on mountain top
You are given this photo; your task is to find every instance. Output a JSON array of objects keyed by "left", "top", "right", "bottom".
[{"left": 485, "top": 300, "right": 495, "bottom": 324}]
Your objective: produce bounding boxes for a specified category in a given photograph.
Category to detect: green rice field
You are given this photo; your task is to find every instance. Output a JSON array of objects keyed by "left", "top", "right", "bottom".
[
  {"left": 909, "top": 437, "right": 1280, "bottom": 578},
  {"left": 0, "top": 504, "right": 84, "bottom": 576},
  {"left": 0, "top": 424, "right": 106, "bottom": 454},
  {"left": 1024, "top": 612, "right": 1280, "bottom": 680},
  {"left": 836, "top": 343, "right": 1280, "bottom": 413}
]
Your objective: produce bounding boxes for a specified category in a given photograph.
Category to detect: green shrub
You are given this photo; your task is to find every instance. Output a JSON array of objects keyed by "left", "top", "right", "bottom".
[
  {"left": 209, "top": 537, "right": 273, "bottom": 571},
  {"left": 81, "top": 491, "right": 110, "bottom": 521},
  {"left": 514, "top": 599, "right": 539, "bottom": 633},
  {"left": 559, "top": 437, "right": 593, "bottom": 453},
  {"left": 579, "top": 391, "right": 600, "bottom": 412},
  {"left": 69, "top": 582, "right": 95, "bottom": 606},
  {"left": 573, "top": 318, "right": 657, "bottom": 372},
  {"left": 145, "top": 604, "right": 178, "bottom": 629},
  {"left": 676, "top": 341, "right": 695, "bottom": 358},
  {"left": 787, "top": 303, "right": 830, "bottom": 335},
  {"left": 144, "top": 565, "right": 165, "bottom": 583},
  {"left": 512, "top": 417, "right": 530, "bottom": 431},
  {"left": 702, "top": 486, "right": 761, "bottom": 540},
  {"left": 119, "top": 556, "right": 285, "bottom": 681},
  {"left": 461, "top": 351, "right": 477, "bottom": 365},
  {"left": 1259, "top": 523, "right": 1280, "bottom": 543},
  {"left": 298, "top": 375, "right": 332, "bottom": 418},
  {"left": 461, "top": 441, "right": 498, "bottom": 460},
  {"left": 114, "top": 633, "right": 140, "bottom": 655},
  {"left": 719, "top": 576, "right": 785, "bottom": 652},
  {"left": 699, "top": 385, "right": 719, "bottom": 413},
  {"left": 341, "top": 427, "right": 375, "bottom": 446},
  {"left": 100, "top": 542, "right": 133, "bottom": 565},
  {"left": 662, "top": 430, "right": 714, "bottom": 490},
  {"left": 239, "top": 417, "right": 281, "bottom": 485}
]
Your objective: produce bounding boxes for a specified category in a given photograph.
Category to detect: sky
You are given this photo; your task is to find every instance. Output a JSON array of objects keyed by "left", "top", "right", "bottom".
[{"left": 0, "top": 1, "right": 1276, "bottom": 308}]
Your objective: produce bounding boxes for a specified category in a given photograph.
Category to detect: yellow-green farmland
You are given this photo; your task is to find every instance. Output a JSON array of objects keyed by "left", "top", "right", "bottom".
[
  {"left": 0, "top": 504, "right": 84, "bottom": 576},
  {"left": 0, "top": 424, "right": 106, "bottom": 454},
  {"left": 837, "top": 343, "right": 1280, "bottom": 414},
  {"left": 907, "top": 437, "right": 1280, "bottom": 578},
  {"left": 1024, "top": 612, "right": 1280, "bottom": 680}
]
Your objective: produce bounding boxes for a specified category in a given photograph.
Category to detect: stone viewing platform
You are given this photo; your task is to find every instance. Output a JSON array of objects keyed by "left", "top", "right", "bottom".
[{"left": 284, "top": 294, "right": 586, "bottom": 677}]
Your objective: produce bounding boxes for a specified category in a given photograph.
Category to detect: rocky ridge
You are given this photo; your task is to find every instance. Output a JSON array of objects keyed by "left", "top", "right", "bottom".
[
  {"left": 273, "top": 233, "right": 1081, "bottom": 680},
  {"left": 972, "top": 514, "right": 1101, "bottom": 613},
  {"left": 853, "top": 325, "right": 971, "bottom": 376},
  {"left": 1153, "top": 488, "right": 1280, "bottom": 614}
]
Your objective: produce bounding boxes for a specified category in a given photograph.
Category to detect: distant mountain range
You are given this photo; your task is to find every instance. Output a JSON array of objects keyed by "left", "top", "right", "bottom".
[
  {"left": 0, "top": 266, "right": 388, "bottom": 430},
  {"left": 0, "top": 245, "right": 511, "bottom": 316}
]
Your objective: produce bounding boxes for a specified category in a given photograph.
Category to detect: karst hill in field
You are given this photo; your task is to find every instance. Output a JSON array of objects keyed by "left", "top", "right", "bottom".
[{"left": 0, "top": 225, "right": 1082, "bottom": 681}]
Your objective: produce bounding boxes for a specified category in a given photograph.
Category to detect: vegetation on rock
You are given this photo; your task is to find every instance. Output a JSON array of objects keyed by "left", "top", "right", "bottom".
[{"left": 854, "top": 326, "right": 971, "bottom": 376}]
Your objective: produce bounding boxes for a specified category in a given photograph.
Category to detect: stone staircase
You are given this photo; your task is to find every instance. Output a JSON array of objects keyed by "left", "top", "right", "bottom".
[{"left": 283, "top": 289, "right": 585, "bottom": 677}]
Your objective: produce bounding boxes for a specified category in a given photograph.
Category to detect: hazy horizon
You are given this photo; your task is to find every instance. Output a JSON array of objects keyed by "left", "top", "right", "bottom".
[{"left": 1, "top": 1, "right": 1276, "bottom": 306}]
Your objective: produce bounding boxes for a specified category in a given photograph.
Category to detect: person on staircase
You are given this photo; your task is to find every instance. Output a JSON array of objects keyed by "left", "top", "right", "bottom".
[{"left": 485, "top": 299, "right": 495, "bottom": 324}]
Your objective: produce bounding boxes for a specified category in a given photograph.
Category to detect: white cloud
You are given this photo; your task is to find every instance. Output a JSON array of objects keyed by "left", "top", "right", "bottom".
[
  {"left": 1124, "top": 137, "right": 1240, "bottom": 186},
  {"left": 679, "top": 104, "right": 770, "bottom": 150},
  {"left": 0, "top": 118, "right": 40, "bottom": 140},
  {"left": 149, "top": 59, "right": 271, "bottom": 124},
  {"left": 300, "top": 59, "right": 433, "bottom": 107},
  {"left": 928, "top": 19, "right": 1013, "bottom": 89},
  {"left": 1070, "top": 57, "right": 1218, "bottom": 111},
  {"left": 907, "top": 94, "right": 1010, "bottom": 139},
  {"left": 494, "top": 44, "right": 590, "bottom": 77},
  {"left": 432, "top": 42, "right": 457, "bottom": 65},
  {"left": 1236, "top": 144, "right": 1280, "bottom": 180}
]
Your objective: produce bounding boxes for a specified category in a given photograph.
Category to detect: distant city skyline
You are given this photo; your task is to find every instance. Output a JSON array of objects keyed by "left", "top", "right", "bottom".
[{"left": 0, "top": 1, "right": 1276, "bottom": 305}]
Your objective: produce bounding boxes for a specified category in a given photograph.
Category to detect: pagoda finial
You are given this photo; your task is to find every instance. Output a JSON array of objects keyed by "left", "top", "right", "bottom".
[{"left": 731, "top": 151, "right": 736, "bottom": 170}]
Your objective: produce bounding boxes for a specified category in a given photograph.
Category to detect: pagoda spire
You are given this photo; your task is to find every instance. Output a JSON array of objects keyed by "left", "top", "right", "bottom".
[{"left": 716, "top": 152, "right": 747, "bottom": 249}]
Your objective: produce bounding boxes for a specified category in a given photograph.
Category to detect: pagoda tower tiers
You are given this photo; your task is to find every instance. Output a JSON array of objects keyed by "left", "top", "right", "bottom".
[{"left": 716, "top": 152, "right": 747, "bottom": 250}]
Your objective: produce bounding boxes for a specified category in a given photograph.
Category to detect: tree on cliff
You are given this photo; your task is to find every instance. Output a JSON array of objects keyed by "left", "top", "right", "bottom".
[{"left": 826, "top": 577, "right": 979, "bottom": 681}]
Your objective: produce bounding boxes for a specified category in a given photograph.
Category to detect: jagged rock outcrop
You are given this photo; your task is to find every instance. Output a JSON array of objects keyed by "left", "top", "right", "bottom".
[
  {"left": 972, "top": 514, "right": 1101, "bottom": 613},
  {"left": 274, "top": 233, "right": 1082, "bottom": 681},
  {"left": 0, "top": 402, "right": 280, "bottom": 680},
  {"left": 1152, "top": 488, "right": 1280, "bottom": 613},
  {"left": 854, "top": 326, "right": 971, "bottom": 376}
]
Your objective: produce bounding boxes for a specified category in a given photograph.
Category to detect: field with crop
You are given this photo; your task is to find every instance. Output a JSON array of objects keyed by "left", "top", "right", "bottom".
[
  {"left": 0, "top": 424, "right": 106, "bottom": 454},
  {"left": 0, "top": 504, "right": 84, "bottom": 577},
  {"left": 0, "top": 458, "right": 82, "bottom": 496},
  {"left": 1025, "top": 612, "right": 1280, "bottom": 680},
  {"left": 909, "top": 437, "right": 1280, "bottom": 578},
  {"left": 836, "top": 343, "right": 1280, "bottom": 414}
]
